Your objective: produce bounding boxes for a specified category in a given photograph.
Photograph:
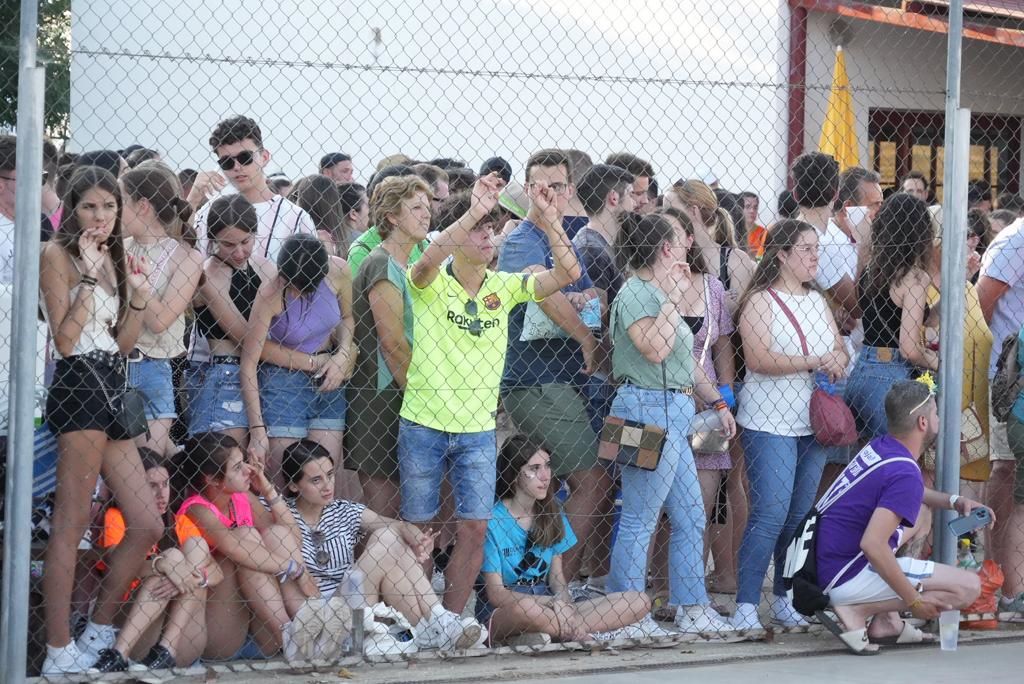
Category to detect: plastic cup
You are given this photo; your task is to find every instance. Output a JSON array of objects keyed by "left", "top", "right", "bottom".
[{"left": 939, "top": 610, "right": 960, "bottom": 651}]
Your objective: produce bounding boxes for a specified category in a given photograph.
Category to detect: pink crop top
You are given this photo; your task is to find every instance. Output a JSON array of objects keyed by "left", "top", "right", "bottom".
[{"left": 175, "top": 492, "right": 254, "bottom": 548}]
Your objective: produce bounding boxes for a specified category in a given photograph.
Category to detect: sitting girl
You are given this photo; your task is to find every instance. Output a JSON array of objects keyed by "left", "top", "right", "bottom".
[
  {"left": 175, "top": 433, "right": 348, "bottom": 662},
  {"left": 282, "top": 439, "right": 484, "bottom": 653},
  {"left": 476, "top": 435, "right": 650, "bottom": 645},
  {"left": 91, "top": 448, "right": 223, "bottom": 672}
]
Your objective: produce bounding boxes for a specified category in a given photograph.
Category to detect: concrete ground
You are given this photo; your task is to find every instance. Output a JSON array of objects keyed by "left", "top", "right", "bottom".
[{"left": 143, "top": 622, "right": 1024, "bottom": 684}]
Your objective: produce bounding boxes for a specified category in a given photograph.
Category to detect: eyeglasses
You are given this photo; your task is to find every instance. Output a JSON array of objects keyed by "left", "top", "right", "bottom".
[
  {"left": 216, "top": 150, "right": 258, "bottom": 171},
  {"left": 310, "top": 529, "right": 330, "bottom": 567},
  {"left": 464, "top": 300, "right": 482, "bottom": 337},
  {"left": 527, "top": 182, "right": 569, "bottom": 195},
  {"left": 792, "top": 244, "right": 819, "bottom": 255},
  {"left": 0, "top": 172, "right": 47, "bottom": 186}
]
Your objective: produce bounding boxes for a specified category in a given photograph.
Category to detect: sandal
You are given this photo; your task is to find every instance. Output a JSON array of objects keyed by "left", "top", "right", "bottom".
[
  {"left": 815, "top": 610, "right": 881, "bottom": 656},
  {"left": 871, "top": 620, "right": 936, "bottom": 645}
]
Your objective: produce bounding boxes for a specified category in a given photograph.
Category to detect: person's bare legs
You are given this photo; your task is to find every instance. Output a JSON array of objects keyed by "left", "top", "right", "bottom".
[
  {"left": 1000, "top": 503, "right": 1024, "bottom": 597},
  {"left": 581, "top": 483, "right": 615, "bottom": 580},
  {"left": 136, "top": 418, "right": 174, "bottom": 458},
  {"left": 443, "top": 519, "right": 488, "bottom": 614},
  {"left": 90, "top": 440, "right": 164, "bottom": 627},
  {"left": 256, "top": 525, "right": 319, "bottom": 617},
  {"left": 201, "top": 558, "right": 249, "bottom": 660},
  {"left": 698, "top": 469, "right": 721, "bottom": 570},
  {"left": 158, "top": 537, "right": 221, "bottom": 666},
  {"left": 268, "top": 436, "right": 299, "bottom": 490},
  {"left": 354, "top": 528, "right": 438, "bottom": 625},
  {"left": 43, "top": 431, "right": 106, "bottom": 647},
  {"left": 562, "top": 466, "right": 612, "bottom": 581},
  {"left": 988, "top": 461, "right": 1017, "bottom": 593},
  {"left": 573, "top": 591, "right": 650, "bottom": 632},
  {"left": 111, "top": 550, "right": 185, "bottom": 657},
  {"left": 358, "top": 474, "right": 401, "bottom": 519}
]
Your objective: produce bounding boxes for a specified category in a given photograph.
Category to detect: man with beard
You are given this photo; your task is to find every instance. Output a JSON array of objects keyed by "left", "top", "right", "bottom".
[{"left": 812, "top": 380, "right": 990, "bottom": 653}]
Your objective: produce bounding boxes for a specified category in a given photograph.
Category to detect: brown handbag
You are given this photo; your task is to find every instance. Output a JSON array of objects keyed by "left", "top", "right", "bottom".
[
  {"left": 599, "top": 364, "right": 669, "bottom": 471},
  {"left": 767, "top": 289, "right": 858, "bottom": 448}
]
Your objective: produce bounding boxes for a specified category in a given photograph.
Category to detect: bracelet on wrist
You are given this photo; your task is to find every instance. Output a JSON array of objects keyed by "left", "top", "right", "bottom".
[
  {"left": 949, "top": 494, "right": 961, "bottom": 510},
  {"left": 129, "top": 301, "right": 147, "bottom": 311},
  {"left": 197, "top": 565, "right": 209, "bottom": 588},
  {"left": 250, "top": 424, "right": 266, "bottom": 431},
  {"left": 907, "top": 596, "right": 923, "bottom": 611},
  {"left": 266, "top": 492, "right": 282, "bottom": 507},
  {"left": 712, "top": 399, "right": 729, "bottom": 412},
  {"left": 80, "top": 275, "right": 98, "bottom": 287},
  {"left": 150, "top": 554, "right": 165, "bottom": 576}
]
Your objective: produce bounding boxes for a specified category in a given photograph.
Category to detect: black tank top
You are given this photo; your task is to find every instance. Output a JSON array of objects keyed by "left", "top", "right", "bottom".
[
  {"left": 682, "top": 315, "right": 704, "bottom": 336},
  {"left": 195, "top": 262, "right": 262, "bottom": 341},
  {"left": 859, "top": 285, "right": 903, "bottom": 349},
  {"left": 719, "top": 245, "right": 732, "bottom": 291}
]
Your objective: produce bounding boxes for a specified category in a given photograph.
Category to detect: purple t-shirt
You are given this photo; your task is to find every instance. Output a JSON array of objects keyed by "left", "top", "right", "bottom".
[{"left": 815, "top": 436, "right": 924, "bottom": 590}]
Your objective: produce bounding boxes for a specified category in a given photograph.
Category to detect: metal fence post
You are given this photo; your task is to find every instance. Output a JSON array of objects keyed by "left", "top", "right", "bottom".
[
  {"left": 0, "top": 0, "right": 46, "bottom": 680},
  {"left": 934, "top": 0, "right": 966, "bottom": 568}
]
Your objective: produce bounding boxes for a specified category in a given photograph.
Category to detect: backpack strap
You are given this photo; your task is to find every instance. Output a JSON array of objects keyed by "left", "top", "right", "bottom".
[{"left": 817, "top": 455, "right": 919, "bottom": 514}]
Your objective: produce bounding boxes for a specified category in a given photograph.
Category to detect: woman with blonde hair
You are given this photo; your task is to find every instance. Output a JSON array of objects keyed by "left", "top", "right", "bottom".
[{"left": 666, "top": 180, "right": 755, "bottom": 303}]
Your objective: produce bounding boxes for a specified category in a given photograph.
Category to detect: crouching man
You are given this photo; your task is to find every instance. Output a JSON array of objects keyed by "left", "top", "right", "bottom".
[{"left": 814, "top": 379, "right": 991, "bottom": 654}]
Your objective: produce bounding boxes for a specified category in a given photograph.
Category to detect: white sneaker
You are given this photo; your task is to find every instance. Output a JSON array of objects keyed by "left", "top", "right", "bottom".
[
  {"left": 675, "top": 604, "right": 739, "bottom": 636},
  {"left": 41, "top": 641, "right": 94, "bottom": 676},
  {"left": 462, "top": 617, "right": 488, "bottom": 648},
  {"left": 768, "top": 595, "right": 810, "bottom": 628},
  {"left": 430, "top": 569, "right": 446, "bottom": 596},
  {"left": 364, "top": 630, "right": 419, "bottom": 657},
  {"left": 76, "top": 620, "right": 116, "bottom": 665},
  {"left": 314, "top": 596, "right": 352, "bottom": 662},
  {"left": 415, "top": 605, "right": 482, "bottom": 651},
  {"left": 730, "top": 602, "right": 764, "bottom": 632},
  {"left": 501, "top": 631, "right": 552, "bottom": 648},
  {"left": 617, "top": 614, "right": 678, "bottom": 641},
  {"left": 283, "top": 597, "right": 326, "bottom": 662}
]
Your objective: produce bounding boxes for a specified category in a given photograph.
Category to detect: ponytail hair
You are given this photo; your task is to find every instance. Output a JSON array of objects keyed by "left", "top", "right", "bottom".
[
  {"left": 614, "top": 212, "right": 677, "bottom": 272},
  {"left": 655, "top": 207, "right": 708, "bottom": 274},
  {"left": 496, "top": 435, "right": 566, "bottom": 549},
  {"left": 120, "top": 163, "right": 195, "bottom": 245}
]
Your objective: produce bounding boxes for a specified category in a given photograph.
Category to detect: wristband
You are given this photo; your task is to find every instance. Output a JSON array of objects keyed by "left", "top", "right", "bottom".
[
  {"left": 150, "top": 554, "right": 165, "bottom": 576},
  {"left": 266, "top": 493, "right": 282, "bottom": 507},
  {"left": 197, "top": 565, "right": 209, "bottom": 588},
  {"left": 949, "top": 494, "right": 961, "bottom": 509},
  {"left": 80, "top": 275, "right": 98, "bottom": 287},
  {"left": 250, "top": 424, "right": 266, "bottom": 431},
  {"left": 130, "top": 301, "right": 147, "bottom": 311},
  {"left": 278, "top": 559, "right": 296, "bottom": 584},
  {"left": 712, "top": 399, "right": 729, "bottom": 412},
  {"left": 907, "top": 596, "right": 923, "bottom": 611}
]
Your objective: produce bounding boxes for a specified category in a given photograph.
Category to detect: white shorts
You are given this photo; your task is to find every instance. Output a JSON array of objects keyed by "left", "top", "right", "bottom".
[{"left": 828, "top": 557, "right": 936, "bottom": 606}]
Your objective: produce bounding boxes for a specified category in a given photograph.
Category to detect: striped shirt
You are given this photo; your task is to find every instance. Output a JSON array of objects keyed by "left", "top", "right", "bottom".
[{"left": 287, "top": 498, "right": 365, "bottom": 597}]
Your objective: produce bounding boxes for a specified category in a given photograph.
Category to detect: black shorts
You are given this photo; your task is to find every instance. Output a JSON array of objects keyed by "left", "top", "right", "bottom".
[{"left": 46, "top": 353, "right": 127, "bottom": 438}]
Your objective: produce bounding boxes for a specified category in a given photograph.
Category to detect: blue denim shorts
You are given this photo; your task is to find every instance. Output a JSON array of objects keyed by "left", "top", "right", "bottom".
[
  {"left": 258, "top": 364, "right": 347, "bottom": 438},
  {"left": 475, "top": 582, "right": 550, "bottom": 625},
  {"left": 188, "top": 361, "right": 247, "bottom": 434},
  {"left": 398, "top": 418, "right": 496, "bottom": 522},
  {"left": 127, "top": 357, "right": 177, "bottom": 421}
]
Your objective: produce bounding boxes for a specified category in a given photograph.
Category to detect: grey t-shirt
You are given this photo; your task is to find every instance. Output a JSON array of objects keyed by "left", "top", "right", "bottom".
[{"left": 573, "top": 226, "right": 624, "bottom": 305}]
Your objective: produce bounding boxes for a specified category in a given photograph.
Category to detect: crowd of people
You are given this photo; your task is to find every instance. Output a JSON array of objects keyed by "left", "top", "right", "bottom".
[{"left": 0, "top": 114, "right": 1021, "bottom": 675}]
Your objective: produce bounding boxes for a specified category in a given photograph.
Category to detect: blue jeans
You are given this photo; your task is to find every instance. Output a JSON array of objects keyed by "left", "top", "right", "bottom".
[
  {"left": 844, "top": 347, "right": 912, "bottom": 441},
  {"left": 737, "top": 429, "right": 828, "bottom": 605},
  {"left": 607, "top": 385, "right": 708, "bottom": 607},
  {"left": 397, "top": 418, "right": 496, "bottom": 522}
]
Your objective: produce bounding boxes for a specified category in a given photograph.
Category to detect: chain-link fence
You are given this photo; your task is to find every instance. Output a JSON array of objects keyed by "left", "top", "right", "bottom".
[{"left": 3, "top": 0, "right": 1024, "bottom": 679}]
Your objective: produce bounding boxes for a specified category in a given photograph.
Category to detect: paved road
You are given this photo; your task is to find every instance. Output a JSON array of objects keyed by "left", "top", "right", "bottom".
[{"left": 520, "top": 641, "right": 1024, "bottom": 684}]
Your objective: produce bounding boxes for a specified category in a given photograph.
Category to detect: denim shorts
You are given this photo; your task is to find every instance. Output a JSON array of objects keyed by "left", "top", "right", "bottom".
[
  {"left": 127, "top": 357, "right": 177, "bottom": 421},
  {"left": 475, "top": 582, "right": 550, "bottom": 625},
  {"left": 398, "top": 418, "right": 496, "bottom": 522},
  {"left": 258, "top": 364, "right": 347, "bottom": 438},
  {"left": 188, "top": 361, "right": 247, "bottom": 434}
]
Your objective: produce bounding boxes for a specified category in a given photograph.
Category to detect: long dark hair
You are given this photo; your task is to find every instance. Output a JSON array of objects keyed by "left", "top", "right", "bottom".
[
  {"left": 178, "top": 433, "right": 241, "bottom": 500},
  {"left": 53, "top": 166, "right": 130, "bottom": 333},
  {"left": 105, "top": 447, "right": 177, "bottom": 552},
  {"left": 290, "top": 175, "right": 347, "bottom": 257},
  {"left": 614, "top": 212, "right": 677, "bottom": 272},
  {"left": 282, "top": 439, "right": 332, "bottom": 496},
  {"left": 497, "top": 435, "right": 565, "bottom": 549},
  {"left": 655, "top": 207, "right": 709, "bottom": 274},
  {"left": 862, "top": 193, "right": 934, "bottom": 298},
  {"left": 735, "top": 218, "right": 819, "bottom": 317}
]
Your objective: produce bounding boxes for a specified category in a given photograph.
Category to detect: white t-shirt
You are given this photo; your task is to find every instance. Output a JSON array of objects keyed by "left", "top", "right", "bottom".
[
  {"left": 981, "top": 217, "right": 1024, "bottom": 378},
  {"left": 193, "top": 194, "right": 316, "bottom": 264},
  {"left": 737, "top": 289, "right": 835, "bottom": 436},
  {"left": 815, "top": 218, "right": 857, "bottom": 291},
  {"left": 0, "top": 214, "right": 14, "bottom": 284}
]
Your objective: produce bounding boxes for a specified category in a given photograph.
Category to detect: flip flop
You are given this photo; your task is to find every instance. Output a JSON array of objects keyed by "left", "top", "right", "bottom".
[
  {"left": 815, "top": 610, "right": 881, "bottom": 656},
  {"left": 871, "top": 620, "right": 936, "bottom": 645}
]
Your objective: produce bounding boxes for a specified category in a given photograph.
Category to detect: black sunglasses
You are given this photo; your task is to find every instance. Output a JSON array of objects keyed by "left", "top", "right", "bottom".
[
  {"left": 0, "top": 172, "right": 47, "bottom": 186},
  {"left": 465, "top": 300, "right": 482, "bottom": 337},
  {"left": 310, "top": 529, "right": 329, "bottom": 567},
  {"left": 216, "top": 150, "right": 258, "bottom": 171}
]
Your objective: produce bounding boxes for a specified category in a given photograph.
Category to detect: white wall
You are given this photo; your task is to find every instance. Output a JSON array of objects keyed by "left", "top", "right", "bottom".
[
  {"left": 803, "top": 12, "right": 1024, "bottom": 164},
  {"left": 70, "top": 0, "right": 793, "bottom": 214}
]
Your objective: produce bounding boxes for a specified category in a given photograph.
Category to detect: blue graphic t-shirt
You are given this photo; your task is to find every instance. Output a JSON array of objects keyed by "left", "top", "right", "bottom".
[{"left": 481, "top": 501, "right": 577, "bottom": 586}]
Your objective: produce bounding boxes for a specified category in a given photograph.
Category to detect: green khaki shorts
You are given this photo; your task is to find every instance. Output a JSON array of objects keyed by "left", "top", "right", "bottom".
[{"left": 502, "top": 384, "right": 598, "bottom": 477}]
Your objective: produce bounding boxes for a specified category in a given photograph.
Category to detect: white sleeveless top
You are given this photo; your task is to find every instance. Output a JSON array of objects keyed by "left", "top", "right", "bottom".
[
  {"left": 48, "top": 279, "right": 120, "bottom": 358},
  {"left": 736, "top": 289, "right": 835, "bottom": 436},
  {"left": 125, "top": 237, "right": 187, "bottom": 358}
]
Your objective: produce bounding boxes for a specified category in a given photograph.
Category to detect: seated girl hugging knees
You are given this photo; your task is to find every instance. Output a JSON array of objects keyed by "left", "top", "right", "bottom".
[
  {"left": 91, "top": 448, "right": 223, "bottom": 673},
  {"left": 282, "top": 439, "right": 484, "bottom": 654},
  {"left": 174, "top": 433, "right": 350, "bottom": 663},
  {"left": 476, "top": 435, "right": 650, "bottom": 646}
]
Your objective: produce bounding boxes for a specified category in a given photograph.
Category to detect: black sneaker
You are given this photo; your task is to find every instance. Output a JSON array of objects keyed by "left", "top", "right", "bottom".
[
  {"left": 132, "top": 644, "right": 176, "bottom": 671},
  {"left": 89, "top": 648, "right": 128, "bottom": 673}
]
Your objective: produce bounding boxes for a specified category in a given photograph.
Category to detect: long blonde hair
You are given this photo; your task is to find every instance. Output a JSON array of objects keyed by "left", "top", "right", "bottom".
[{"left": 672, "top": 179, "right": 736, "bottom": 247}]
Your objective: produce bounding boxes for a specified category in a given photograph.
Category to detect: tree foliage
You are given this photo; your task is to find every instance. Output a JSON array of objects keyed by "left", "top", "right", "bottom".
[{"left": 0, "top": 0, "right": 71, "bottom": 138}]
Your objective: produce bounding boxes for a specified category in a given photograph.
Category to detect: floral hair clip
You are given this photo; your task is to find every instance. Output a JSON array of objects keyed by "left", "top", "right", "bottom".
[{"left": 910, "top": 372, "right": 939, "bottom": 414}]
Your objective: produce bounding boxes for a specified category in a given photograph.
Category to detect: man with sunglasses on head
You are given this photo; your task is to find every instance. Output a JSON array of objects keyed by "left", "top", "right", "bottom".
[
  {"left": 397, "top": 171, "right": 581, "bottom": 620},
  {"left": 192, "top": 116, "right": 316, "bottom": 261}
]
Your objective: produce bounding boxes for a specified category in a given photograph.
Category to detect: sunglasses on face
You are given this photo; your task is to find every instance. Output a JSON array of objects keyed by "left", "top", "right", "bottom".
[
  {"left": 310, "top": 529, "right": 330, "bottom": 567},
  {"left": 216, "top": 149, "right": 259, "bottom": 171},
  {"left": 0, "top": 172, "right": 47, "bottom": 186}
]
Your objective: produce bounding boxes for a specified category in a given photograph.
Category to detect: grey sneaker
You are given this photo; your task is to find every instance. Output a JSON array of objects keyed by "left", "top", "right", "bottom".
[{"left": 415, "top": 606, "right": 482, "bottom": 651}]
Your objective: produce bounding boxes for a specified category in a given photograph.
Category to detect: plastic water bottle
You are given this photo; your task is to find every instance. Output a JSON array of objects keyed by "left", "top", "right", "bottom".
[{"left": 957, "top": 539, "right": 980, "bottom": 571}]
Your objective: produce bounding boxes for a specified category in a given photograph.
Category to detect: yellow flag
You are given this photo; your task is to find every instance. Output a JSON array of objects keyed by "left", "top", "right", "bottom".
[{"left": 819, "top": 46, "right": 859, "bottom": 171}]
